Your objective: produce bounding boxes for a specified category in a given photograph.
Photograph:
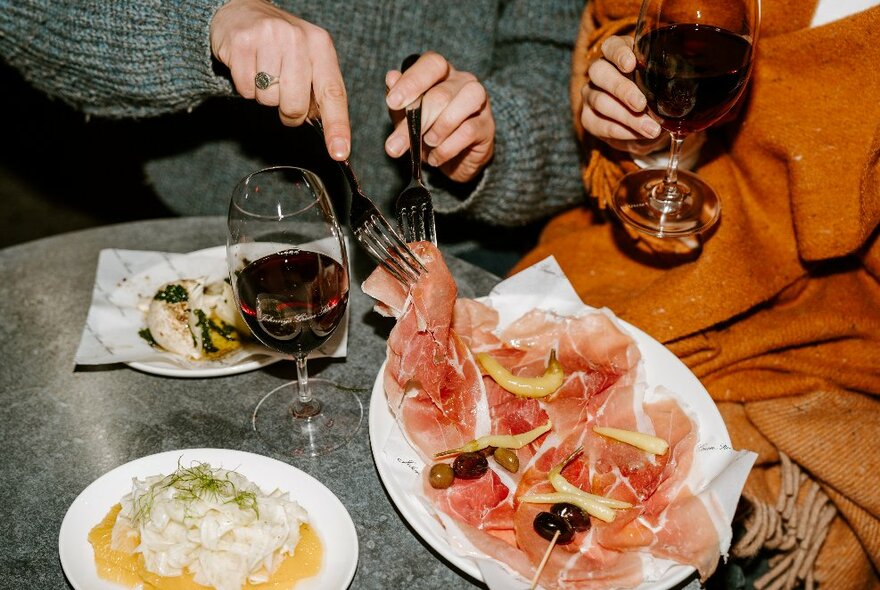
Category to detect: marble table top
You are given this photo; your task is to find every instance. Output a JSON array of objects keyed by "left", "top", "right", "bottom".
[
  {"left": 0, "top": 216, "right": 499, "bottom": 589},
  {"left": 0, "top": 216, "right": 703, "bottom": 590}
]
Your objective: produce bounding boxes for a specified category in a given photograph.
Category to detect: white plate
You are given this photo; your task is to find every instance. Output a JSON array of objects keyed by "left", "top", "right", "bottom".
[
  {"left": 121, "top": 245, "right": 348, "bottom": 378},
  {"left": 123, "top": 246, "right": 284, "bottom": 378},
  {"left": 368, "top": 298, "right": 731, "bottom": 588},
  {"left": 59, "top": 448, "right": 359, "bottom": 590},
  {"left": 74, "top": 244, "right": 286, "bottom": 378},
  {"left": 126, "top": 355, "right": 281, "bottom": 379}
]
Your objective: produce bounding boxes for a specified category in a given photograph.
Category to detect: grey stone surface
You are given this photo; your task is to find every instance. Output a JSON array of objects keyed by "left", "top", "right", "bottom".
[
  {"left": 0, "top": 217, "right": 496, "bottom": 589},
  {"left": 0, "top": 217, "right": 703, "bottom": 590}
]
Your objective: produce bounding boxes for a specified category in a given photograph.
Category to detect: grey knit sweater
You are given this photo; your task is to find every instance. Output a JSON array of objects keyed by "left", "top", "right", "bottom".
[{"left": 0, "top": 0, "right": 583, "bottom": 253}]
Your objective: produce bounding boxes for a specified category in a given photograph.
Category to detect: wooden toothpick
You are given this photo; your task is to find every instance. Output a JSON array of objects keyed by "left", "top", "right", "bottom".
[{"left": 530, "top": 530, "right": 560, "bottom": 590}]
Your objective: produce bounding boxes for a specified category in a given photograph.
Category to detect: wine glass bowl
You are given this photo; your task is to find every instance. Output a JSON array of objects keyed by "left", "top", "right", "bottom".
[
  {"left": 611, "top": 0, "right": 759, "bottom": 238},
  {"left": 227, "top": 166, "right": 362, "bottom": 457}
]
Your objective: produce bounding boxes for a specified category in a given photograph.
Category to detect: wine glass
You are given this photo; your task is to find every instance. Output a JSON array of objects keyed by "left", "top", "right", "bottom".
[
  {"left": 227, "top": 166, "right": 362, "bottom": 457},
  {"left": 611, "top": 0, "right": 759, "bottom": 238}
]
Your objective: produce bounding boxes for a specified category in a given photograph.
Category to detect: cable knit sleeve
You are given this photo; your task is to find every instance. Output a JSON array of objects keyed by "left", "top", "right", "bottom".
[
  {"left": 427, "top": 0, "right": 585, "bottom": 227},
  {"left": 0, "top": 0, "right": 233, "bottom": 118}
]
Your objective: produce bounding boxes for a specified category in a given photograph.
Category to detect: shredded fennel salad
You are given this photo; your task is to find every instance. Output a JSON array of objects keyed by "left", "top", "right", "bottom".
[{"left": 110, "top": 461, "right": 309, "bottom": 590}]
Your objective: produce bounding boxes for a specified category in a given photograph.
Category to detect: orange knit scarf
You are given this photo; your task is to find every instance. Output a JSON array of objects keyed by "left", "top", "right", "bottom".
[{"left": 514, "top": 2, "right": 880, "bottom": 587}]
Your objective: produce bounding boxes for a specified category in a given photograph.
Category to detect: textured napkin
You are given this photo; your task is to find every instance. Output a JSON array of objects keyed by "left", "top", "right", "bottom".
[
  {"left": 379, "top": 256, "right": 756, "bottom": 589},
  {"left": 74, "top": 247, "right": 348, "bottom": 370}
]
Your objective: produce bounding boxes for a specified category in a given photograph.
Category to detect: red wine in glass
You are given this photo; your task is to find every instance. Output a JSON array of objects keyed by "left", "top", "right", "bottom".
[
  {"left": 227, "top": 166, "right": 361, "bottom": 458},
  {"left": 611, "top": 0, "right": 759, "bottom": 239},
  {"left": 237, "top": 250, "right": 349, "bottom": 356},
  {"left": 635, "top": 25, "right": 753, "bottom": 135}
]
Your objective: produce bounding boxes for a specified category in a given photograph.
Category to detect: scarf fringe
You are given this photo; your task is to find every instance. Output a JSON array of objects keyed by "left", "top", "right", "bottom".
[{"left": 733, "top": 453, "right": 838, "bottom": 590}]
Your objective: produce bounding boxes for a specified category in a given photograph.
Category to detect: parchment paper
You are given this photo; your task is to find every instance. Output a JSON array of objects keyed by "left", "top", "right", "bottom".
[{"left": 74, "top": 247, "right": 348, "bottom": 370}]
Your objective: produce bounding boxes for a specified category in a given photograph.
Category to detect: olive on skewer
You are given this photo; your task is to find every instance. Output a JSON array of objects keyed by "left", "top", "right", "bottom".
[
  {"left": 530, "top": 511, "right": 575, "bottom": 590},
  {"left": 428, "top": 447, "right": 517, "bottom": 490},
  {"left": 533, "top": 511, "right": 574, "bottom": 545},
  {"left": 551, "top": 502, "right": 591, "bottom": 532}
]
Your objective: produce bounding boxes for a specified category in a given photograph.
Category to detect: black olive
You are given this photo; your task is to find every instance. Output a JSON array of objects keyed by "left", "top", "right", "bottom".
[
  {"left": 452, "top": 452, "right": 489, "bottom": 479},
  {"left": 533, "top": 511, "right": 574, "bottom": 544},
  {"left": 428, "top": 463, "right": 454, "bottom": 489},
  {"left": 551, "top": 502, "right": 591, "bottom": 532}
]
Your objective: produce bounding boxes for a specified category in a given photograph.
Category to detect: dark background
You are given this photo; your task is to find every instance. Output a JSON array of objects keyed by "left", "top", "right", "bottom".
[
  {"left": 0, "top": 61, "right": 540, "bottom": 277},
  {"left": 0, "top": 62, "right": 173, "bottom": 249}
]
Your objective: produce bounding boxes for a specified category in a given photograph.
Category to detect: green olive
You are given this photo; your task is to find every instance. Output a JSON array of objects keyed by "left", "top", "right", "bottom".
[
  {"left": 428, "top": 463, "right": 455, "bottom": 489},
  {"left": 493, "top": 447, "right": 520, "bottom": 473}
]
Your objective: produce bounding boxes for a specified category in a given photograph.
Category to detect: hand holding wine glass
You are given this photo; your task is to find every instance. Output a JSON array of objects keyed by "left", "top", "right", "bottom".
[
  {"left": 584, "top": 0, "right": 759, "bottom": 238},
  {"left": 227, "top": 166, "right": 362, "bottom": 457}
]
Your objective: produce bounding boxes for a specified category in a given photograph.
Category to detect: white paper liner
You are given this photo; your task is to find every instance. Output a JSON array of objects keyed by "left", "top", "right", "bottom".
[
  {"left": 74, "top": 246, "right": 348, "bottom": 371},
  {"left": 379, "top": 256, "right": 756, "bottom": 589}
]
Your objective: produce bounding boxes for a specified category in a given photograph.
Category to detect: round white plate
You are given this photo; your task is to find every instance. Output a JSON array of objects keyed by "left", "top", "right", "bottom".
[
  {"left": 126, "top": 355, "right": 281, "bottom": 379},
  {"left": 368, "top": 298, "right": 730, "bottom": 588},
  {"left": 59, "top": 448, "right": 358, "bottom": 590},
  {"left": 120, "top": 246, "right": 283, "bottom": 378}
]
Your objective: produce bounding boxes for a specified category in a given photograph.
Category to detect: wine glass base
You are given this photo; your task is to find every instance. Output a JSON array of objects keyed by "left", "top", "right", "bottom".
[
  {"left": 611, "top": 169, "right": 720, "bottom": 238},
  {"left": 253, "top": 378, "right": 364, "bottom": 458}
]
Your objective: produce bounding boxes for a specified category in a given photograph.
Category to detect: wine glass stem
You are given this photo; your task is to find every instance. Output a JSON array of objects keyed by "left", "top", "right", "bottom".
[
  {"left": 664, "top": 134, "right": 684, "bottom": 185},
  {"left": 292, "top": 355, "right": 322, "bottom": 419},
  {"left": 651, "top": 133, "right": 689, "bottom": 214}
]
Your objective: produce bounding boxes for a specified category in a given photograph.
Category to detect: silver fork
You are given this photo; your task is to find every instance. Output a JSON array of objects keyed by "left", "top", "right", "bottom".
[
  {"left": 394, "top": 53, "right": 437, "bottom": 245},
  {"left": 309, "top": 117, "right": 425, "bottom": 285}
]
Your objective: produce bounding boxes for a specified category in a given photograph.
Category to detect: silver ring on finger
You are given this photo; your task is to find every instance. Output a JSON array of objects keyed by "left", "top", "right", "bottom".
[{"left": 255, "top": 72, "right": 279, "bottom": 90}]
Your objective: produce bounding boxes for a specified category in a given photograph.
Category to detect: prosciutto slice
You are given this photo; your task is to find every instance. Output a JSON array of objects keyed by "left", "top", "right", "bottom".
[
  {"left": 364, "top": 246, "right": 723, "bottom": 589},
  {"left": 363, "top": 243, "right": 489, "bottom": 461}
]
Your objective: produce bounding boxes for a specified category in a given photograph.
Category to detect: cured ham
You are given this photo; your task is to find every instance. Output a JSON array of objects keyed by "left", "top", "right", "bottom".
[
  {"left": 363, "top": 243, "right": 489, "bottom": 462},
  {"left": 424, "top": 468, "right": 515, "bottom": 536},
  {"left": 364, "top": 245, "right": 726, "bottom": 589}
]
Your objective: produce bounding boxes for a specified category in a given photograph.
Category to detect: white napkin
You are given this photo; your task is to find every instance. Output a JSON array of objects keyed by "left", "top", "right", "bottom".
[
  {"left": 74, "top": 247, "right": 348, "bottom": 369},
  {"left": 379, "top": 255, "right": 756, "bottom": 589}
]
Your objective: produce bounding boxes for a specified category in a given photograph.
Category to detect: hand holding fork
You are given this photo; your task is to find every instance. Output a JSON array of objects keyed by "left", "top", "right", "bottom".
[
  {"left": 309, "top": 115, "right": 425, "bottom": 286},
  {"left": 394, "top": 53, "right": 437, "bottom": 245}
]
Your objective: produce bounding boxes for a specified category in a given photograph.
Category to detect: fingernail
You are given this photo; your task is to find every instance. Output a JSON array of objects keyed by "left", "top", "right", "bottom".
[
  {"left": 424, "top": 131, "right": 439, "bottom": 147},
  {"left": 330, "top": 138, "right": 349, "bottom": 159},
  {"left": 386, "top": 136, "right": 406, "bottom": 157},
  {"left": 426, "top": 154, "right": 438, "bottom": 167},
  {"left": 629, "top": 92, "right": 646, "bottom": 111},
  {"left": 642, "top": 120, "right": 661, "bottom": 138},
  {"left": 386, "top": 90, "right": 404, "bottom": 110}
]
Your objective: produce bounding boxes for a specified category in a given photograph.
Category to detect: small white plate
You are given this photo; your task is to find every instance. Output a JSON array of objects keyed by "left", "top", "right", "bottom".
[
  {"left": 121, "top": 246, "right": 285, "bottom": 378},
  {"left": 75, "top": 245, "right": 287, "bottom": 378},
  {"left": 368, "top": 296, "right": 731, "bottom": 588},
  {"left": 126, "top": 355, "right": 282, "bottom": 379},
  {"left": 59, "top": 448, "right": 359, "bottom": 590}
]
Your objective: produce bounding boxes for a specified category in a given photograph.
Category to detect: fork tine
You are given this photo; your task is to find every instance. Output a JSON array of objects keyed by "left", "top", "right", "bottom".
[
  {"left": 398, "top": 201, "right": 436, "bottom": 246},
  {"left": 311, "top": 113, "right": 427, "bottom": 285},
  {"left": 401, "top": 205, "right": 424, "bottom": 245},
  {"left": 414, "top": 204, "right": 427, "bottom": 241},
  {"left": 373, "top": 213, "right": 428, "bottom": 275},
  {"left": 422, "top": 203, "right": 437, "bottom": 245},
  {"left": 398, "top": 204, "right": 416, "bottom": 244},
  {"left": 355, "top": 230, "right": 411, "bottom": 284},
  {"left": 358, "top": 226, "right": 420, "bottom": 284},
  {"left": 411, "top": 202, "right": 436, "bottom": 245},
  {"left": 398, "top": 211, "right": 413, "bottom": 243}
]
